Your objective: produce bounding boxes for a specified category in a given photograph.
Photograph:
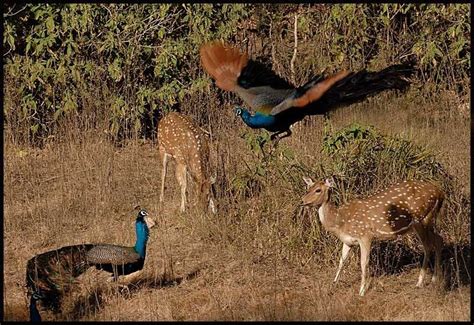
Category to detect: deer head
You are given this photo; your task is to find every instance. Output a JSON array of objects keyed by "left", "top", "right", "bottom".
[{"left": 301, "top": 176, "right": 334, "bottom": 207}]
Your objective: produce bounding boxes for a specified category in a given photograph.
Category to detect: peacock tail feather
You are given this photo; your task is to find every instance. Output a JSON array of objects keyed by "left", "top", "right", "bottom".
[
  {"left": 317, "top": 63, "right": 414, "bottom": 110},
  {"left": 26, "top": 244, "right": 95, "bottom": 313}
]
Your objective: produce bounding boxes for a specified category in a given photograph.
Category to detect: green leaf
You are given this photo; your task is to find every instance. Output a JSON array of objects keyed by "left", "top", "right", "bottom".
[
  {"left": 30, "top": 124, "right": 39, "bottom": 134},
  {"left": 53, "top": 108, "right": 63, "bottom": 120},
  {"left": 25, "top": 40, "right": 31, "bottom": 54},
  {"left": 46, "top": 16, "right": 55, "bottom": 33},
  {"left": 35, "top": 41, "right": 44, "bottom": 55},
  {"left": 7, "top": 34, "right": 15, "bottom": 51}
]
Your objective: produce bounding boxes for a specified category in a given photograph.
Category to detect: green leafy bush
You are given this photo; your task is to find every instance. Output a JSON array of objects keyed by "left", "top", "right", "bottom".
[{"left": 3, "top": 4, "right": 470, "bottom": 146}]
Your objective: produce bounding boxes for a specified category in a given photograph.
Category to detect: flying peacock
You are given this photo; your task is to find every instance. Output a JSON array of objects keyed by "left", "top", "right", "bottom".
[
  {"left": 200, "top": 41, "right": 415, "bottom": 148},
  {"left": 25, "top": 208, "right": 155, "bottom": 320}
]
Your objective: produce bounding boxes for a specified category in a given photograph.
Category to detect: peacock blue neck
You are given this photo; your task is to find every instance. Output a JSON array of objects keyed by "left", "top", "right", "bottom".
[
  {"left": 134, "top": 219, "right": 149, "bottom": 258},
  {"left": 238, "top": 107, "right": 277, "bottom": 129},
  {"left": 29, "top": 296, "right": 42, "bottom": 322}
]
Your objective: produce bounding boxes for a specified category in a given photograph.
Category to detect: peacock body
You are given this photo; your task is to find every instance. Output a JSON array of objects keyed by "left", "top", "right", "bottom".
[
  {"left": 200, "top": 41, "right": 415, "bottom": 144},
  {"left": 25, "top": 209, "right": 154, "bottom": 318}
]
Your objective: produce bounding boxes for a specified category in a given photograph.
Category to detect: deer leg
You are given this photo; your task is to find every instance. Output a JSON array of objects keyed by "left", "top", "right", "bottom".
[
  {"left": 430, "top": 200, "right": 444, "bottom": 283},
  {"left": 159, "top": 150, "right": 169, "bottom": 203},
  {"left": 413, "top": 223, "right": 431, "bottom": 287},
  {"left": 358, "top": 238, "right": 372, "bottom": 296},
  {"left": 203, "top": 176, "right": 217, "bottom": 214},
  {"left": 175, "top": 164, "right": 187, "bottom": 212},
  {"left": 334, "top": 243, "right": 352, "bottom": 283},
  {"left": 429, "top": 230, "right": 443, "bottom": 283}
]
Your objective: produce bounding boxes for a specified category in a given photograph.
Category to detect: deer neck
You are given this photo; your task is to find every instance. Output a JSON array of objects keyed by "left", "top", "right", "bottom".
[{"left": 318, "top": 201, "right": 340, "bottom": 231}]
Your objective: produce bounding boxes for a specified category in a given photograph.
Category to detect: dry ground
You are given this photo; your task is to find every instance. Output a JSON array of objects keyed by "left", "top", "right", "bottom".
[{"left": 3, "top": 90, "right": 471, "bottom": 321}]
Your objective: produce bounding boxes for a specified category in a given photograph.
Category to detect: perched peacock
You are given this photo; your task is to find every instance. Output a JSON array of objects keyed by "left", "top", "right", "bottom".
[
  {"left": 25, "top": 208, "right": 155, "bottom": 319},
  {"left": 200, "top": 41, "right": 415, "bottom": 146}
]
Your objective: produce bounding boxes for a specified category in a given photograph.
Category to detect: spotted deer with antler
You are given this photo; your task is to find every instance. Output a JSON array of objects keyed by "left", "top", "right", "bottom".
[
  {"left": 301, "top": 177, "right": 444, "bottom": 296},
  {"left": 158, "top": 112, "right": 216, "bottom": 214}
]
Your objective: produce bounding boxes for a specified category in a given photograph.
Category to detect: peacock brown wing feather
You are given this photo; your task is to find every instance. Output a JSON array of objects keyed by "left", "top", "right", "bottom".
[
  {"left": 270, "top": 71, "right": 350, "bottom": 115},
  {"left": 200, "top": 41, "right": 249, "bottom": 92},
  {"left": 200, "top": 41, "right": 294, "bottom": 113},
  {"left": 86, "top": 244, "right": 141, "bottom": 265}
]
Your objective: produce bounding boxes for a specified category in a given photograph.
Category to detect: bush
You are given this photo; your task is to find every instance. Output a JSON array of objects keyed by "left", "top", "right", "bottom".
[{"left": 3, "top": 4, "right": 470, "bottom": 146}]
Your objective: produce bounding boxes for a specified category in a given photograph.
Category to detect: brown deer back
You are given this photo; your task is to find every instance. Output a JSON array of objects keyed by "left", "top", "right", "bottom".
[
  {"left": 158, "top": 112, "right": 211, "bottom": 186},
  {"left": 336, "top": 180, "right": 444, "bottom": 238}
]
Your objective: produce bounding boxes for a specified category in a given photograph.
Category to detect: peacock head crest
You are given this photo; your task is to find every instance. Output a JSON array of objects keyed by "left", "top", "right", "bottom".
[
  {"left": 234, "top": 106, "right": 243, "bottom": 116},
  {"left": 135, "top": 208, "right": 155, "bottom": 229},
  {"left": 138, "top": 209, "right": 148, "bottom": 218}
]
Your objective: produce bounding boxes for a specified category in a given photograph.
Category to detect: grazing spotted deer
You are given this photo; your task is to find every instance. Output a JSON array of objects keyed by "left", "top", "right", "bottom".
[
  {"left": 301, "top": 177, "right": 444, "bottom": 296},
  {"left": 158, "top": 112, "right": 216, "bottom": 214}
]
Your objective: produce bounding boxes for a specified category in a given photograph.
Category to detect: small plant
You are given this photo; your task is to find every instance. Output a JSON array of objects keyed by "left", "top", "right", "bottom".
[{"left": 322, "top": 123, "right": 378, "bottom": 155}]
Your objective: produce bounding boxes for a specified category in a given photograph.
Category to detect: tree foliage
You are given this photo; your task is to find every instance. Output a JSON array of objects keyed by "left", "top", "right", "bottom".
[{"left": 3, "top": 4, "right": 470, "bottom": 146}]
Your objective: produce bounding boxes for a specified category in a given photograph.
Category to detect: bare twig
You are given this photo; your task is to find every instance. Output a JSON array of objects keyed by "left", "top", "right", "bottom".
[
  {"left": 3, "top": 47, "right": 12, "bottom": 57},
  {"left": 269, "top": 19, "right": 279, "bottom": 75},
  {"left": 290, "top": 13, "right": 298, "bottom": 85},
  {"left": 4, "top": 4, "right": 28, "bottom": 18}
]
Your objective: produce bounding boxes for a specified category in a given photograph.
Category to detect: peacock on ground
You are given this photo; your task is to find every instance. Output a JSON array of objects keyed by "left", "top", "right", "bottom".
[
  {"left": 29, "top": 292, "right": 43, "bottom": 322},
  {"left": 25, "top": 208, "right": 155, "bottom": 319},
  {"left": 200, "top": 41, "right": 415, "bottom": 147}
]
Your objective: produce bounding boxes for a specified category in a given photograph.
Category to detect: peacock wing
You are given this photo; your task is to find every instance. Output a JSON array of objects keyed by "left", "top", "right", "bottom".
[
  {"left": 200, "top": 41, "right": 294, "bottom": 113},
  {"left": 270, "top": 71, "right": 351, "bottom": 116},
  {"left": 86, "top": 244, "right": 140, "bottom": 265}
]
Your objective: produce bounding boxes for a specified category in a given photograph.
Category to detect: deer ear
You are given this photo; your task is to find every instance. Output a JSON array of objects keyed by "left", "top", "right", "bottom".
[
  {"left": 302, "top": 176, "right": 314, "bottom": 188},
  {"left": 325, "top": 178, "right": 335, "bottom": 188}
]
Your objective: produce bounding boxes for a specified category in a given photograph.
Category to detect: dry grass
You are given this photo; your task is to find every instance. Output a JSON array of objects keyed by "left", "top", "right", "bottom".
[{"left": 3, "top": 89, "right": 471, "bottom": 321}]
